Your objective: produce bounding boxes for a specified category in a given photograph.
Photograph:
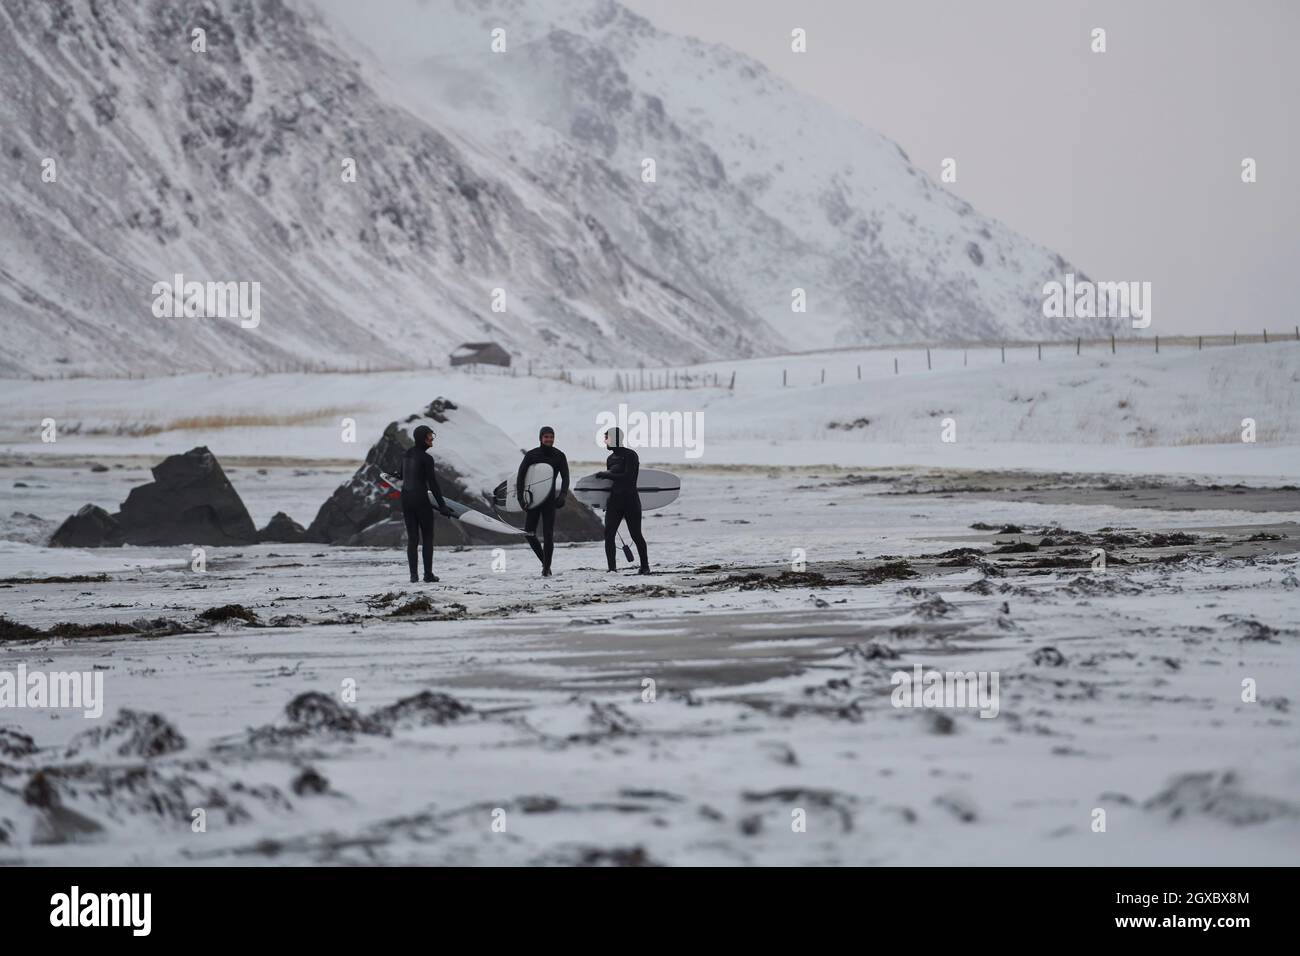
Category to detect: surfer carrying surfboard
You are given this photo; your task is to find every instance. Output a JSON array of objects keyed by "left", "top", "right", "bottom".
[
  {"left": 597, "top": 427, "right": 650, "bottom": 574},
  {"left": 399, "top": 425, "right": 454, "bottom": 583},
  {"left": 516, "top": 426, "right": 570, "bottom": 577}
]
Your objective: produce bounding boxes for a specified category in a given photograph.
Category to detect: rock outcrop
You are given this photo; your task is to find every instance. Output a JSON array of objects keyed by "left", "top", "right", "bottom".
[
  {"left": 306, "top": 398, "right": 604, "bottom": 546},
  {"left": 258, "top": 512, "right": 307, "bottom": 543},
  {"left": 49, "top": 505, "right": 123, "bottom": 548},
  {"left": 50, "top": 447, "right": 257, "bottom": 547}
]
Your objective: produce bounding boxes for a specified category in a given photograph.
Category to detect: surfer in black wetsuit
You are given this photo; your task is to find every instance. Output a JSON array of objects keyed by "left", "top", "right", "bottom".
[
  {"left": 598, "top": 427, "right": 650, "bottom": 574},
  {"left": 517, "top": 425, "right": 570, "bottom": 577},
  {"left": 400, "top": 425, "right": 453, "bottom": 583}
]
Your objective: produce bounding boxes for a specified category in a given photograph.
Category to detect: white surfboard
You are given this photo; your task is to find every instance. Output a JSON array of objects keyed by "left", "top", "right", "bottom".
[
  {"left": 493, "top": 462, "right": 558, "bottom": 512},
  {"left": 378, "top": 472, "right": 525, "bottom": 536},
  {"left": 573, "top": 468, "right": 680, "bottom": 511}
]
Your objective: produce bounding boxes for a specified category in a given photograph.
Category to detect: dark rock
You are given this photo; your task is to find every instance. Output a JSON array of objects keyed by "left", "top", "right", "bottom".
[
  {"left": 50, "top": 504, "right": 124, "bottom": 547},
  {"left": 117, "top": 447, "right": 257, "bottom": 545},
  {"left": 51, "top": 448, "right": 256, "bottom": 548},
  {"left": 257, "top": 511, "right": 306, "bottom": 543},
  {"left": 345, "top": 517, "right": 407, "bottom": 547},
  {"left": 90, "top": 462, "right": 109, "bottom": 473}
]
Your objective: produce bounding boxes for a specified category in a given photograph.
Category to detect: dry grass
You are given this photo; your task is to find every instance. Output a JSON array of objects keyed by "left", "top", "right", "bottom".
[
  {"left": 1171, "top": 428, "right": 1285, "bottom": 447},
  {"left": 84, "top": 406, "right": 359, "bottom": 436}
]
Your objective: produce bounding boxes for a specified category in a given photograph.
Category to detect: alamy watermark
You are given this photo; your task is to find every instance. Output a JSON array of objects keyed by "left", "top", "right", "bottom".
[
  {"left": 50, "top": 886, "right": 151, "bottom": 936},
  {"left": 595, "top": 403, "right": 704, "bottom": 458},
  {"left": 1042, "top": 273, "right": 1151, "bottom": 329},
  {"left": 151, "top": 273, "right": 260, "bottom": 328},
  {"left": 0, "top": 664, "right": 104, "bottom": 718},
  {"left": 891, "top": 664, "right": 999, "bottom": 718}
]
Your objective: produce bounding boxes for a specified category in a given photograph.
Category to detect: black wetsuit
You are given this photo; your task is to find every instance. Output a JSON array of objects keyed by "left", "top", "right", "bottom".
[
  {"left": 517, "top": 445, "right": 570, "bottom": 571},
  {"left": 399, "top": 445, "right": 448, "bottom": 579},
  {"left": 598, "top": 446, "right": 649, "bottom": 572}
]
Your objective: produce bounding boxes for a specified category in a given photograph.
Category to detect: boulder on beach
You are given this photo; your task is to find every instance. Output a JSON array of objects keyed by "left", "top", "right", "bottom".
[
  {"left": 51, "top": 447, "right": 258, "bottom": 548},
  {"left": 258, "top": 511, "right": 307, "bottom": 543},
  {"left": 50, "top": 504, "right": 123, "bottom": 548},
  {"left": 345, "top": 517, "right": 407, "bottom": 548},
  {"left": 306, "top": 397, "right": 604, "bottom": 546},
  {"left": 116, "top": 447, "right": 258, "bottom": 546}
]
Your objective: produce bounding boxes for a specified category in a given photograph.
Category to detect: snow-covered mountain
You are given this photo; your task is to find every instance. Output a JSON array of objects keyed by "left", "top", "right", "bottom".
[{"left": 1, "top": 0, "right": 1102, "bottom": 377}]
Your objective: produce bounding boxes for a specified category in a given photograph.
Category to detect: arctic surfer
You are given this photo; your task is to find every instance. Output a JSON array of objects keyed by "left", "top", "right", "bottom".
[
  {"left": 597, "top": 427, "right": 650, "bottom": 574},
  {"left": 517, "top": 425, "right": 570, "bottom": 577},
  {"left": 400, "top": 425, "right": 453, "bottom": 583}
]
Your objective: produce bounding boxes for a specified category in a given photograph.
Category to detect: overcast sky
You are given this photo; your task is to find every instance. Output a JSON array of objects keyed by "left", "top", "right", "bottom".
[{"left": 621, "top": 0, "right": 1299, "bottom": 335}]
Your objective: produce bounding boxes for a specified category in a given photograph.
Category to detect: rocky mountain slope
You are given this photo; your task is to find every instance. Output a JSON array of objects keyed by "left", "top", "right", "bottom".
[{"left": 0, "top": 0, "right": 1104, "bottom": 377}]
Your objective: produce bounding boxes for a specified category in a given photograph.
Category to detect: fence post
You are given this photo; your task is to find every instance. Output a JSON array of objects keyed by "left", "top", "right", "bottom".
[
  {"left": 1155, "top": 335, "right": 1159, "bottom": 353},
  {"left": 894, "top": 357, "right": 899, "bottom": 375},
  {"left": 1198, "top": 336, "right": 1202, "bottom": 350},
  {"left": 1076, "top": 336, "right": 1080, "bottom": 355},
  {"left": 820, "top": 369, "right": 825, "bottom": 384},
  {"left": 782, "top": 369, "right": 787, "bottom": 387},
  {"left": 729, "top": 371, "right": 736, "bottom": 390},
  {"left": 1110, "top": 334, "right": 1115, "bottom": 354},
  {"left": 964, "top": 350, "right": 967, "bottom": 366},
  {"left": 926, "top": 348, "right": 932, "bottom": 370},
  {"left": 1263, "top": 329, "right": 1269, "bottom": 344},
  {"left": 1000, "top": 345, "right": 1005, "bottom": 364},
  {"left": 1037, "top": 343, "right": 1041, "bottom": 360},
  {"left": 1233, "top": 332, "right": 1237, "bottom": 346},
  {"left": 857, "top": 364, "right": 861, "bottom": 380}
]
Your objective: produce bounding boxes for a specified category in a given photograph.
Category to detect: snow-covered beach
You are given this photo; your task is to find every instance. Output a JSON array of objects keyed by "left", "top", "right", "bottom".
[{"left": 3, "top": 344, "right": 1298, "bottom": 865}]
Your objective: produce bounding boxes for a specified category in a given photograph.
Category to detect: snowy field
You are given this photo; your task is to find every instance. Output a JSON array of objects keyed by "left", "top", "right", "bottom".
[
  {"left": 2, "top": 345, "right": 1299, "bottom": 865},
  {"left": 2, "top": 342, "right": 1298, "bottom": 479}
]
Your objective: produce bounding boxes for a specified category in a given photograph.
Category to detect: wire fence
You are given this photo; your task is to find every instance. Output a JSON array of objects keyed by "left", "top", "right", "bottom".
[{"left": 23, "top": 327, "right": 1299, "bottom": 384}]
